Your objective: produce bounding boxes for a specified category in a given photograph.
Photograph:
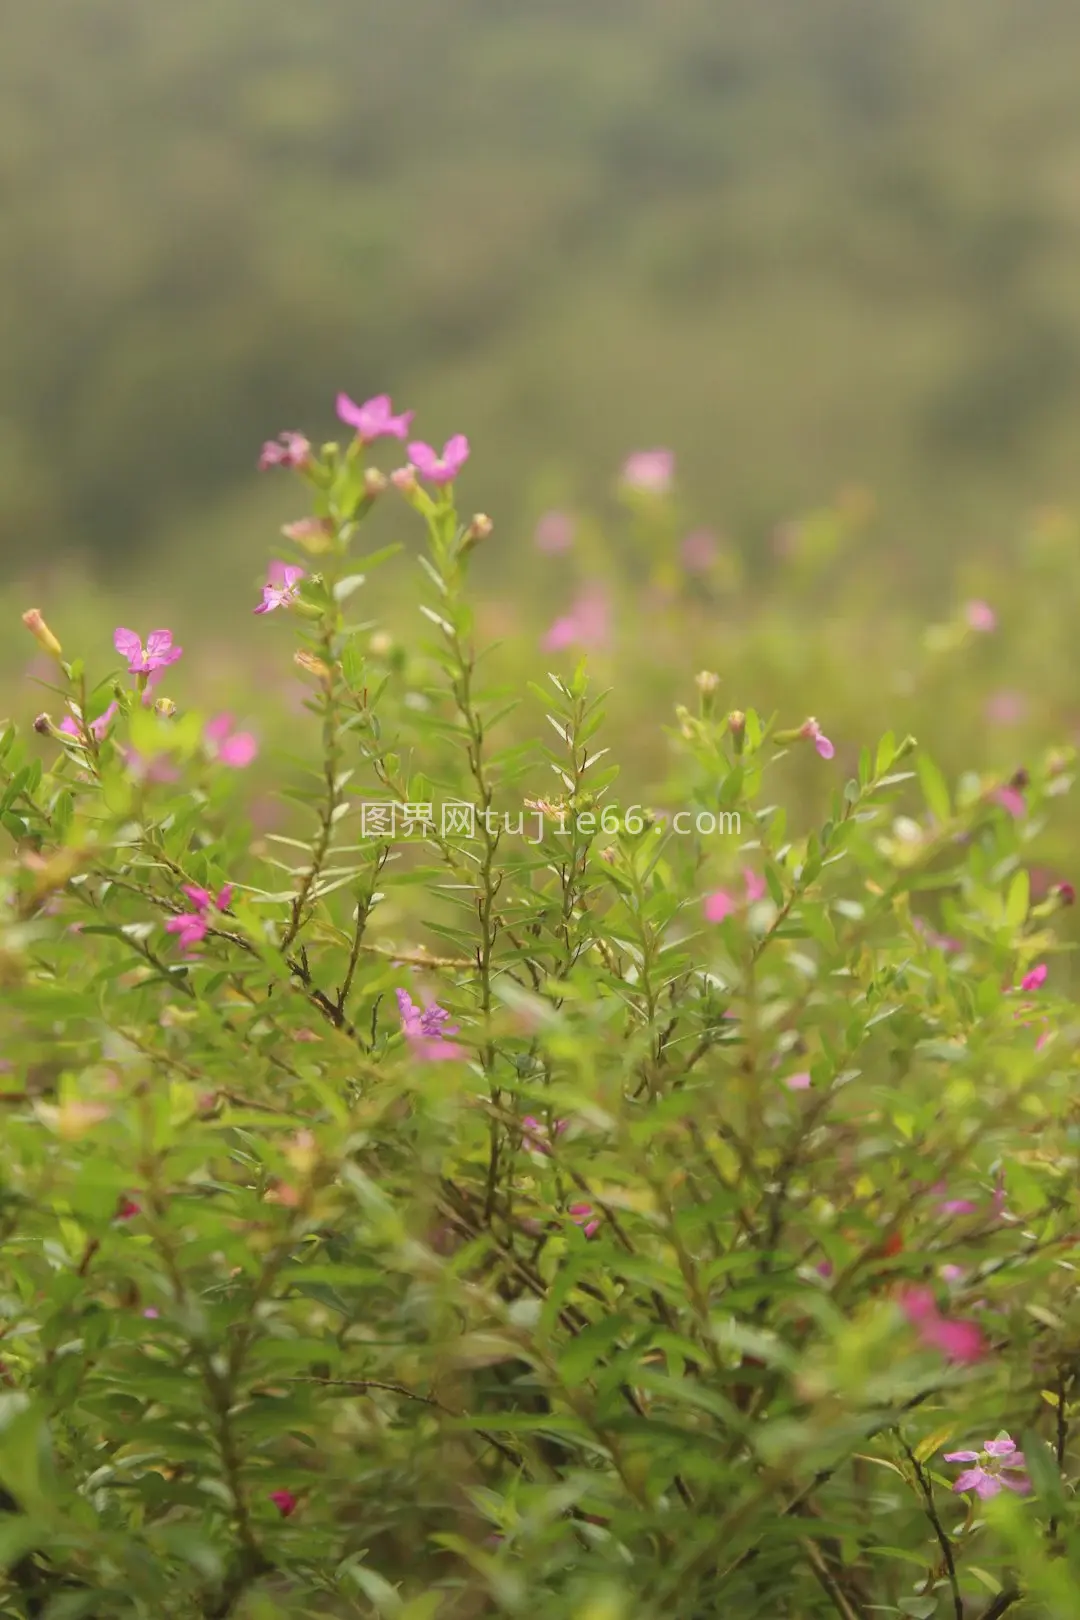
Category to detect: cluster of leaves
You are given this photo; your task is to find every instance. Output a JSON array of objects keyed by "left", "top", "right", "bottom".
[{"left": 1, "top": 424, "right": 1080, "bottom": 1620}]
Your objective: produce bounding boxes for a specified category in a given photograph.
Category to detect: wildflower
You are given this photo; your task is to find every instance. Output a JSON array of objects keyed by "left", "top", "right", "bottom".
[
  {"left": 681, "top": 529, "right": 718, "bottom": 572},
  {"left": 282, "top": 516, "right": 335, "bottom": 553},
  {"left": 58, "top": 702, "right": 118, "bottom": 744},
  {"left": 114, "top": 628, "right": 183, "bottom": 677},
  {"left": 940, "top": 1265, "right": 966, "bottom": 1284},
  {"left": 121, "top": 746, "right": 179, "bottom": 785},
  {"left": 116, "top": 1197, "right": 140, "bottom": 1220},
  {"left": 944, "top": 1435, "right": 1029, "bottom": 1499},
  {"left": 143, "top": 1308, "right": 160, "bottom": 1319},
  {"left": 743, "top": 867, "right": 767, "bottom": 904},
  {"left": 258, "top": 432, "right": 311, "bottom": 472},
  {"left": 521, "top": 1116, "right": 568, "bottom": 1155},
  {"left": 21, "top": 608, "right": 63, "bottom": 660},
  {"left": 1020, "top": 963, "right": 1047, "bottom": 992},
  {"left": 535, "top": 511, "right": 574, "bottom": 553},
  {"left": 336, "top": 391, "right": 413, "bottom": 443},
  {"left": 204, "top": 713, "right": 258, "bottom": 768},
  {"left": 993, "top": 785, "right": 1026, "bottom": 818},
  {"left": 784, "top": 1071, "right": 812, "bottom": 1091},
  {"left": 899, "top": 1286, "right": 986, "bottom": 1364},
  {"left": 269, "top": 1490, "right": 298, "bottom": 1518},
  {"left": 569, "top": 1201, "right": 601, "bottom": 1238},
  {"left": 704, "top": 890, "right": 737, "bottom": 923},
  {"left": 621, "top": 449, "right": 674, "bottom": 495},
  {"left": 164, "top": 884, "right": 232, "bottom": 955},
  {"left": 986, "top": 690, "right": 1026, "bottom": 726},
  {"left": 542, "top": 586, "right": 610, "bottom": 653},
  {"left": 396, "top": 988, "right": 463, "bottom": 1061},
  {"left": 254, "top": 563, "right": 305, "bottom": 615},
  {"left": 964, "top": 600, "right": 997, "bottom": 633},
  {"left": 1056, "top": 882, "right": 1076, "bottom": 906},
  {"left": 407, "top": 435, "right": 470, "bottom": 485},
  {"left": 800, "top": 717, "right": 835, "bottom": 760}
]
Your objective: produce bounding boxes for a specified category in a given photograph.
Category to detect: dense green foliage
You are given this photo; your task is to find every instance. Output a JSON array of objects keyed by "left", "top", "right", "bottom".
[
  {"left": 1, "top": 420, "right": 1079, "bottom": 1617},
  {"left": 5, "top": 0, "right": 1080, "bottom": 585}
]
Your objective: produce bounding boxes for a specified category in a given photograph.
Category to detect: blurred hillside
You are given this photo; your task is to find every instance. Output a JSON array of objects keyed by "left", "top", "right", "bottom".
[{"left": 4, "top": 0, "right": 1080, "bottom": 598}]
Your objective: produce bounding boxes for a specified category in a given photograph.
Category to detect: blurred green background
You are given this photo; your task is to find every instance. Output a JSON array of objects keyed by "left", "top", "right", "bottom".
[{"left": 5, "top": 0, "right": 1080, "bottom": 608}]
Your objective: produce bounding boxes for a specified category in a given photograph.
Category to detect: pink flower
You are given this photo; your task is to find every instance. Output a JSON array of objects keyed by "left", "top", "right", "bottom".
[
  {"left": 569, "top": 1201, "right": 600, "bottom": 1238},
  {"left": 542, "top": 587, "right": 610, "bottom": 653},
  {"left": 254, "top": 563, "right": 305, "bottom": 615},
  {"left": 965, "top": 600, "right": 997, "bottom": 633},
  {"left": 522, "top": 1115, "right": 568, "bottom": 1155},
  {"left": 680, "top": 529, "right": 718, "bottom": 572},
  {"left": 621, "top": 449, "right": 674, "bottom": 495},
  {"left": 899, "top": 1287, "right": 986, "bottom": 1364},
  {"left": 784, "top": 1071, "right": 812, "bottom": 1091},
  {"left": 258, "top": 432, "right": 311, "bottom": 472},
  {"left": 1020, "top": 963, "right": 1047, "bottom": 992},
  {"left": 940, "top": 1264, "right": 966, "bottom": 1284},
  {"left": 204, "top": 713, "right": 258, "bottom": 768},
  {"left": 164, "top": 884, "right": 233, "bottom": 955},
  {"left": 114, "top": 628, "right": 183, "bottom": 677},
  {"left": 58, "top": 702, "right": 118, "bottom": 744},
  {"left": 121, "top": 747, "right": 179, "bottom": 785},
  {"left": 704, "top": 890, "right": 737, "bottom": 923},
  {"left": 534, "top": 510, "right": 575, "bottom": 553},
  {"left": 406, "top": 435, "right": 470, "bottom": 485},
  {"left": 800, "top": 718, "right": 835, "bottom": 760},
  {"left": 944, "top": 1436, "right": 1029, "bottom": 1499},
  {"left": 336, "top": 392, "right": 413, "bottom": 443},
  {"left": 396, "top": 988, "right": 463, "bottom": 1061},
  {"left": 116, "top": 1197, "right": 141, "bottom": 1220},
  {"left": 743, "top": 868, "right": 767, "bottom": 904},
  {"left": 143, "top": 1307, "right": 160, "bottom": 1319},
  {"left": 993, "top": 786, "right": 1026, "bottom": 818},
  {"left": 269, "top": 1490, "right": 298, "bottom": 1518},
  {"left": 986, "top": 690, "right": 1026, "bottom": 726}
]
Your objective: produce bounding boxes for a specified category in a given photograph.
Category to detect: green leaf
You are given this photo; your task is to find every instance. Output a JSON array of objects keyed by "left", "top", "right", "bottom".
[{"left": 917, "top": 753, "right": 951, "bottom": 822}]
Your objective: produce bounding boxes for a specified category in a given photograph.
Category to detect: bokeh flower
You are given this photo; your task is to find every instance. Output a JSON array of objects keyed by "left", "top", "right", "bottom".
[
  {"left": 336, "top": 392, "right": 412, "bottom": 442},
  {"left": 396, "top": 988, "right": 463, "bottom": 1061},
  {"left": 899, "top": 1286, "right": 986, "bottom": 1364},
  {"left": 964, "top": 600, "right": 997, "bottom": 633},
  {"left": 258, "top": 432, "right": 311, "bottom": 471},
  {"left": 621, "top": 449, "right": 674, "bottom": 495},
  {"left": 58, "top": 702, "right": 118, "bottom": 744},
  {"left": 407, "top": 435, "right": 470, "bottom": 485},
  {"left": 534, "top": 510, "right": 575, "bottom": 553},
  {"left": 204, "top": 713, "right": 258, "bottom": 768},
  {"left": 542, "top": 586, "right": 610, "bottom": 652}
]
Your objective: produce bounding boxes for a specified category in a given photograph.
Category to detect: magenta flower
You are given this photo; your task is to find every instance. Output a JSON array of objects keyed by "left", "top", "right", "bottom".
[
  {"left": 965, "top": 599, "right": 997, "bottom": 633},
  {"left": 704, "top": 890, "right": 737, "bottom": 923},
  {"left": 899, "top": 1287, "right": 986, "bottom": 1364},
  {"left": 800, "top": 717, "right": 835, "bottom": 760},
  {"left": 406, "top": 435, "right": 470, "bottom": 485},
  {"left": 522, "top": 1115, "right": 568, "bottom": 1155},
  {"left": 993, "top": 786, "right": 1026, "bottom": 818},
  {"left": 58, "top": 702, "right": 118, "bottom": 744},
  {"left": 621, "top": 449, "right": 674, "bottom": 496},
  {"left": 114, "top": 628, "right": 183, "bottom": 677},
  {"left": 396, "top": 988, "right": 463, "bottom": 1061},
  {"left": 1020, "top": 963, "right": 1047, "bottom": 992},
  {"left": 254, "top": 563, "right": 305, "bottom": 615},
  {"left": 542, "top": 586, "right": 610, "bottom": 653},
  {"left": 944, "top": 1436, "right": 1029, "bottom": 1500},
  {"left": 204, "top": 713, "right": 258, "bottom": 768},
  {"left": 784, "top": 1071, "right": 812, "bottom": 1091},
  {"left": 269, "top": 1490, "right": 298, "bottom": 1518},
  {"left": 680, "top": 529, "right": 718, "bottom": 572},
  {"left": 258, "top": 432, "right": 311, "bottom": 472},
  {"left": 569, "top": 1201, "right": 601, "bottom": 1238},
  {"left": 743, "top": 867, "right": 767, "bottom": 904},
  {"left": 534, "top": 510, "right": 575, "bottom": 553},
  {"left": 164, "top": 883, "right": 232, "bottom": 955},
  {"left": 336, "top": 392, "right": 413, "bottom": 443}
]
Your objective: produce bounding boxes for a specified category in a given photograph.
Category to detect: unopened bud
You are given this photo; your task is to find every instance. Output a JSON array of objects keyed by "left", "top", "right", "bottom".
[
  {"left": 1055, "top": 881, "right": 1076, "bottom": 907},
  {"left": 363, "top": 468, "right": 389, "bottom": 499},
  {"left": 154, "top": 698, "right": 176, "bottom": 719},
  {"left": 727, "top": 709, "right": 746, "bottom": 753},
  {"left": 33, "top": 712, "right": 53, "bottom": 735},
  {"left": 391, "top": 465, "right": 418, "bottom": 496},
  {"left": 1010, "top": 767, "right": 1030, "bottom": 791},
  {"left": 369, "top": 631, "right": 393, "bottom": 657},
  {"left": 282, "top": 517, "right": 335, "bottom": 554},
  {"left": 895, "top": 734, "right": 918, "bottom": 760},
  {"left": 695, "top": 670, "right": 720, "bottom": 696},
  {"left": 465, "top": 513, "right": 493, "bottom": 546},
  {"left": 22, "top": 609, "right": 62, "bottom": 660}
]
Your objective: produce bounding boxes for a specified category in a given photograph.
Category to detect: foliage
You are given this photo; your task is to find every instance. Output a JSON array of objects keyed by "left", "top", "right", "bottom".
[{"left": 1, "top": 414, "right": 1079, "bottom": 1618}]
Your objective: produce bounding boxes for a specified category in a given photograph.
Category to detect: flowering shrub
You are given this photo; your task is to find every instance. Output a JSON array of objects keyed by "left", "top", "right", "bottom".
[{"left": 2, "top": 400, "right": 1080, "bottom": 1619}]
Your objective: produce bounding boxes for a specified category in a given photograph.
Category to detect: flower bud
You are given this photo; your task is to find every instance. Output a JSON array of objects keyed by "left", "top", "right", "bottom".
[
  {"left": 727, "top": 709, "right": 746, "bottom": 753},
  {"left": 154, "top": 697, "right": 176, "bottom": 719},
  {"left": 22, "top": 608, "right": 62, "bottom": 660},
  {"left": 695, "top": 671, "right": 720, "bottom": 696},
  {"left": 1010, "top": 767, "right": 1030, "bottom": 791},
  {"left": 895, "top": 734, "right": 918, "bottom": 760},
  {"left": 281, "top": 517, "right": 335, "bottom": 554},
  {"left": 391, "top": 465, "right": 418, "bottom": 496},
  {"left": 33, "top": 712, "right": 53, "bottom": 735},
  {"left": 294, "top": 648, "right": 332, "bottom": 684},
  {"left": 369, "top": 631, "right": 393, "bottom": 658},
  {"left": 1055, "top": 881, "right": 1076, "bottom": 907},
  {"left": 465, "top": 513, "right": 493, "bottom": 547},
  {"left": 363, "top": 468, "right": 389, "bottom": 499}
]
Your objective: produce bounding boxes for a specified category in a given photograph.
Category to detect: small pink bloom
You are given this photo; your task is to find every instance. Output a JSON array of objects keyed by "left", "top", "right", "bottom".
[
  {"left": 784, "top": 1071, "right": 812, "bottom": 1091},
  {"left": 965, "top": 599, "right": 997, "bottom": 633},
  {"left": 534, "top": 511, "right": 575, "bottom": 553},
  {"left": 993, "top": 786, "right": 1026, "bottom": 818},
  {"left": 116, "top": 1197, "right": 141, "bottom": 1220},
  {"left": 258, "top": 432, "right": 311, "bottom": 472},
  {"left": 407, "top": 435, "right": 470, "bottom": 485},
  {"left": 945, "top": 1436, "right": 1029, "bottom": 1499},
  {"left": 114, "top": 628, "right": 183, "bottom": 676},
  {"left": 940, "top": 1265, "right": 966, "bottom": 1284},
  {"left": 396, "top": 988, "right": 463, "bottom": 1061},
  {"left": 58, "top": 702, "right": 118, "bottom": 744},
  {"left": 1020, "top": 963, "right": 1047, "bottom": 992},
  {"left": 164, "top": 913, "right": 209, "bottom": 952},
  {"left": 522, "top": 1115, "right": 567, "bottom": 1155},
  {"left": 800, "top": 718, "right": 835, "bottom": 760},
  {"left": 336, "top": 392, "right": 413, "bottom": 443},
  {"left": 899, "top": 1287, "right": 986, "bottom": 1364},
  {"left": 621, "top": 449, "right": 674, "bottom": 495},
  {"left": 143, "top": 1308, "right": 160, "bottom": 1319},
  {"left": 269, "top": 1490, "right": 298, "bottom": 1518},
  {"left": 254, "top": 563, "right": 305, "bottom": 615},
  {"left": 569, "top": 1202, "right": 600, "bottom": 1238},
  {"left": 204, "top": 713, "right": 258, "bottom": 768},
  {"left": 541, "top": 586, "right": 610, "bottom": 652},
  {"left": 816, "top": 1260, "right": 834, "bottom": 1279},
  {"left": 680, "top": 529, "right": 718, "bottom": 572},
  {"left": 704, "top": 890, "right": 737, "bottom": 923},
  {"left": 743, "top": 868, "right": 767, "bottom": 904}
]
